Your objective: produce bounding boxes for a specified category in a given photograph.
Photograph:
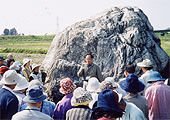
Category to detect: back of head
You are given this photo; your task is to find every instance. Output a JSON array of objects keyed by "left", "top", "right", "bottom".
[{"left": 125, "top": 64, "right": 135, "bottom": 74}]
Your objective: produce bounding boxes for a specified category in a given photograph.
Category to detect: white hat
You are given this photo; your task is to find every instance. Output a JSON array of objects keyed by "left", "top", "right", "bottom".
[
  {"left": 29, "top": 80, "right": 46, "bottom": 90},
  {"left": 105, "top": 77, "right": 118, "bottom": 88},
  {"left": 10, "top": 61, "right": 22, "bottom": 70},
  {"left": 23, "top": 58, "right": 31, "bottom": 66},
  {"left": 7, "top": 53, "right": 13, "bottom": 57},
  {"left": 137, "top": 59, "right": 152, "bottom": 68},
  {"left": 71, "top": 87, "right": 92, "bottom": 106},
  {"left": 14, "top": 76, "right": 29, "bottom": 91},
  {"left": 1, "top": 70, "right": 21, "bottom": 85},
  {"left": 32, "top": 63, "right": 41, "bottom": 71},
  {"left": 86, "top": 77, "right": 100, "bottom": 92}
]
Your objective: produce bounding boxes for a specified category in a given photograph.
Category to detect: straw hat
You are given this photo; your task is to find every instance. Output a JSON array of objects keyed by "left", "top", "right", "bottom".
[
  {"left": 137, "top": 59, "right": 152, "bottom": 68},
  {"left": 86, "top": 77, "right": 100, "bottom": 92},
  {"left": 1, "top": 70, "right": 21, "bottom": 85},
  {"left": 71, "top": 87, "right": 92, "bottom": 106}
]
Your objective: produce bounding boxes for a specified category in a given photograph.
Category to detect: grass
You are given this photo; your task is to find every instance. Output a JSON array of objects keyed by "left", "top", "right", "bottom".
[
  {"left": 0, "top": 35, "right": 55, "bottom": 54},
  {"left": 156, "top": 33, "right": 170, "bottom": 56}
]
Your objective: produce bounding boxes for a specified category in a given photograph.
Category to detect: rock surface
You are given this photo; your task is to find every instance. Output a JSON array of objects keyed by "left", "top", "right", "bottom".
[{"left": 42, "top": 6, "right": 169, "bottom": 102}]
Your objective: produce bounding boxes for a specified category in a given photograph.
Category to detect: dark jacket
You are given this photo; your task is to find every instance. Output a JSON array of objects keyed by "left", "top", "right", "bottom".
[
  {"left": 77, "top": 63, "right": 104, "bottom": 82},
  {"left": 0, "top": 88, "right": 19, "bottom": 120}
]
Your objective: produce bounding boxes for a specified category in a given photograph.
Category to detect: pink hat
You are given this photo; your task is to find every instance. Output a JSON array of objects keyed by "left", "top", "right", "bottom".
[{"left": 59, "top": 78, "right": 76, "bottom": 95}]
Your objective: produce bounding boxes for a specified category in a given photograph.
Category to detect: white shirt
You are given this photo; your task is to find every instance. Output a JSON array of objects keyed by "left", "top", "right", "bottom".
[
  {"left": 12, "top": 106, "right": 52, "bottom": 120},
  {"left": 122, "top": 102, "right": 147, "bottom": 120}
]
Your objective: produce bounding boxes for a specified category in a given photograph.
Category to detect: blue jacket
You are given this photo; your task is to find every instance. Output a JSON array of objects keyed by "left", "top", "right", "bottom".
[
  {"left": 21, "top": 100, "right": 55, "bottom": 117},
  {"left": 0, "top": 88, "right": 19, "bottom": 120}
]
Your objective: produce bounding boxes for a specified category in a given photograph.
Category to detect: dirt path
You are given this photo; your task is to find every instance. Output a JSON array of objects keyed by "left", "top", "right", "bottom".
[{"left": 0, "top": 53, "right": 46, "bottom": 64}]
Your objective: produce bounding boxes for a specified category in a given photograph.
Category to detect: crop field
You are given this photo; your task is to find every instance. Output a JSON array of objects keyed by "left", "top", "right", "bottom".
[{"left": 0, "top": 32, "right": 169, "bottom": 63}]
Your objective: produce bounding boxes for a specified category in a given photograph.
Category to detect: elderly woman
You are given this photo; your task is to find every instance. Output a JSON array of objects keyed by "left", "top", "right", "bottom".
[
  {"left": 66, "top": 87, "right": 93, "bottom": 120},
  {"left": 53, "top": 78, "right": 76, "bottom": 120},
  {"left": 22, "top": 58, "right": 32, "bottom": 81}
]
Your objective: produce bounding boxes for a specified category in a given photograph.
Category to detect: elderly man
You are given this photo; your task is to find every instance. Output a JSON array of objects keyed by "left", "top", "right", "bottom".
[
  {"left": 12, "top": 85, "right": 52, "bottom": 120},
  {"left": 145, "top": 71, "right": 170, "bottom": 120},
  {"left": 137, "top": 59, "right": 154, "bottom": 85},
  {"left": 77, "top": 54, "right": 103, "bottom": 89},
  {"left": 0, "top": 70, "right": 21, "bottom": 119}
]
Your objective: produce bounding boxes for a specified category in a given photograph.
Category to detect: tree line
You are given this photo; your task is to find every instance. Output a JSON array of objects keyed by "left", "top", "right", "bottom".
[{"left": 3, "top": 28, "right": 21, "bottom": 35}]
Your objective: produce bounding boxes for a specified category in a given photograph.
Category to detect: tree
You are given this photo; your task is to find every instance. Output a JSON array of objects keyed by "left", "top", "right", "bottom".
[
  {"left": 9, "top": 28, "right": 18, "bottom": 35},
  {"left": 3, "top": 28, "right": 9, "bottom": 35}
]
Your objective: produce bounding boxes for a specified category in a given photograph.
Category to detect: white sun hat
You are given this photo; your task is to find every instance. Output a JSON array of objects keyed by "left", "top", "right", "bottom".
[
  {"left": 105, "top": 77, "right": 118, "bottom": 88},
  {"left": 86, "top": 77, "right": 100, "bottom": 92},
  {"left": 1, "top": 70, "right": 21, "bottom": 85},
  {"left": 23, "top": 58, "right": 32, "bottom": 66},
  {"left": 137, "top": 59, "right": 152, "bottom": 68},
  {"left": 14, "top": 76, "right": 29, "bottom": 91},
  {"left": 32, "top": 63, "right": 41, "bottom": 71},
  {"left": 10, "top": 61, "right": 22, "bottom": 70}
]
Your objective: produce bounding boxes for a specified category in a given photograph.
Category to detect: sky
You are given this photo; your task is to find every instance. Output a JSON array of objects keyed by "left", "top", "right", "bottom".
[{"left": 0, "top": 0, "right": 169, "bottom": 35}]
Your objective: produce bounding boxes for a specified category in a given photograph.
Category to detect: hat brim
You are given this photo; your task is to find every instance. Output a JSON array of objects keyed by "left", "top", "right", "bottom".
[
  {"left": 23, "top": 94, "right": 47, "bottom": 103},
  {"left": 72, "top": 100, "right": 92, "bottom": 106},
  {"left": 119, "top": 79, "right": 145, "bottom": 93},
  {"left": 137, "top": 62, "right": 152, "bottom": 68},
  {"left": 147, "top": 78, "right": 165, "bottom": 83},
  {"left": 93, "top": 106, "right": 124, "bottom": 114},
  {"left": 1, "top": 76, "right": 21, "bottom": 85}
]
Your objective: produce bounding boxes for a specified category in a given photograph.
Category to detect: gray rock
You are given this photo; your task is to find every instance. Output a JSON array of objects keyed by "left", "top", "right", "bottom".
[{"left": 42, "top": 6, "right": 169, "bottom": 102}]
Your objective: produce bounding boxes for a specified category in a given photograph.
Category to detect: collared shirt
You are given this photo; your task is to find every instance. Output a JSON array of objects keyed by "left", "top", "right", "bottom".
[
  {"left": 53, "top": 94, "right": 74, "bottom": 120},
  {"left": 124, "top": 93, "right": 149, "bottom": 119},
  {"left": 122, "top": 102, "right": 147, "bottom": 120},
  {"left": 145, "top": 81, "right": 170, "bottom": 120},
  {"left": 12, "top": 106, "right": 52, "bottom": 120},
  {"left": 2, "top": 85, "right": 16, "bottom": 95}
]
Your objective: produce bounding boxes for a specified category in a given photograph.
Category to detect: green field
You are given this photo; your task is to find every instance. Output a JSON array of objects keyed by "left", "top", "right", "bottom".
[
  {"left": 0, "top": 35, "right": 55, "bottom": 54},
  {"left": 0, "top": 33, "right": 169, "bottom": 56}
]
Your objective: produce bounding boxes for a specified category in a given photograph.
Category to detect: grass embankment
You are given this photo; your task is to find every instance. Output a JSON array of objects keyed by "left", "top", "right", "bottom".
[
  {"left": 156, "top": 33, "right": 170, "bottom": 56},
  {"left": 0, "top": 35, "right": 55, "bottom": 54}
]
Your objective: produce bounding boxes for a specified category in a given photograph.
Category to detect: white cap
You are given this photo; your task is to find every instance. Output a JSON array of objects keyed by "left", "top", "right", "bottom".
[
  {"left": 86, "top": 77, "right": 100, "bottom": 92},
  {"left": 1, "top": 70, "right": 21, "bottom": 85},
  {"left": 9, "top": 61, "right": 22, "bottom": 70},
  {"left": 7, "top": 53, "right": 13, "bottom": 57},
  {"left": 29, "top": 80, "right": 46, "bottom": 90},
  {"left": 137, "top": 59, "right": 152, "bottom": 68},
  {"left": 23, "top": 58, "right": 31, "bottom": 66},
  {"left": 105, "top": 77, "right": 118, "bottom": 88},
  {"left": 32, "top": 63, "right": 41, "bottom": 71},
  {"left": 14, "top": 76, "right": 29, "bottom": 91}
]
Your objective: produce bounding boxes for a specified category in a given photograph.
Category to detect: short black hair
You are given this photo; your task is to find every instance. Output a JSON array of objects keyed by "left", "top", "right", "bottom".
[
  {"left": 125, "top": 64, "right": 135, "bottom": 74},
  {"left": 86, "top": 53, "right": 94, "bottom": 59}
]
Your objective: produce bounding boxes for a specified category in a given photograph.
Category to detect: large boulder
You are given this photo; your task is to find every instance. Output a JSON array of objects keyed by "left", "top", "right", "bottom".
[{"left": 42, "top": 6, "right": 169, "bottom": 102}]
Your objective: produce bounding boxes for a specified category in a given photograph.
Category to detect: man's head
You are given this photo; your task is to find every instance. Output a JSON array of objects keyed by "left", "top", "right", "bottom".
[
  {"left": 1, "top": 70, "right": 21, "bottom": 89},
  {"left": 124, "top": 64, "right": 135, "bottom": 77},
  {"left": 137, "top": 59, "right": 153, "bottom": 73},
  {"left": 23, "top": 85, "right": 47, "bottom": 108},
  {"left": 7, "top": 53, "right": 13, "bottom": 59},
  {"left": 85, "top": 54, "right": 94, "bottom": 65},
  {"left": 0, "top": 56, "right": 5, "bottom": 66}
]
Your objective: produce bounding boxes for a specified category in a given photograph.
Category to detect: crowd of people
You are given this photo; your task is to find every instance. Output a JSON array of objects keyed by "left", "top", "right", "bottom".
[{"left": 0, "top": 53, "right": 169, "bottom": 120}]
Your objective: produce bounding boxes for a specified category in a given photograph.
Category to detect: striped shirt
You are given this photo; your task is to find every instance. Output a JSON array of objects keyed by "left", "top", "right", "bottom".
[{"left": 66, "top": 106, "right": 92, "bottom": 120}]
